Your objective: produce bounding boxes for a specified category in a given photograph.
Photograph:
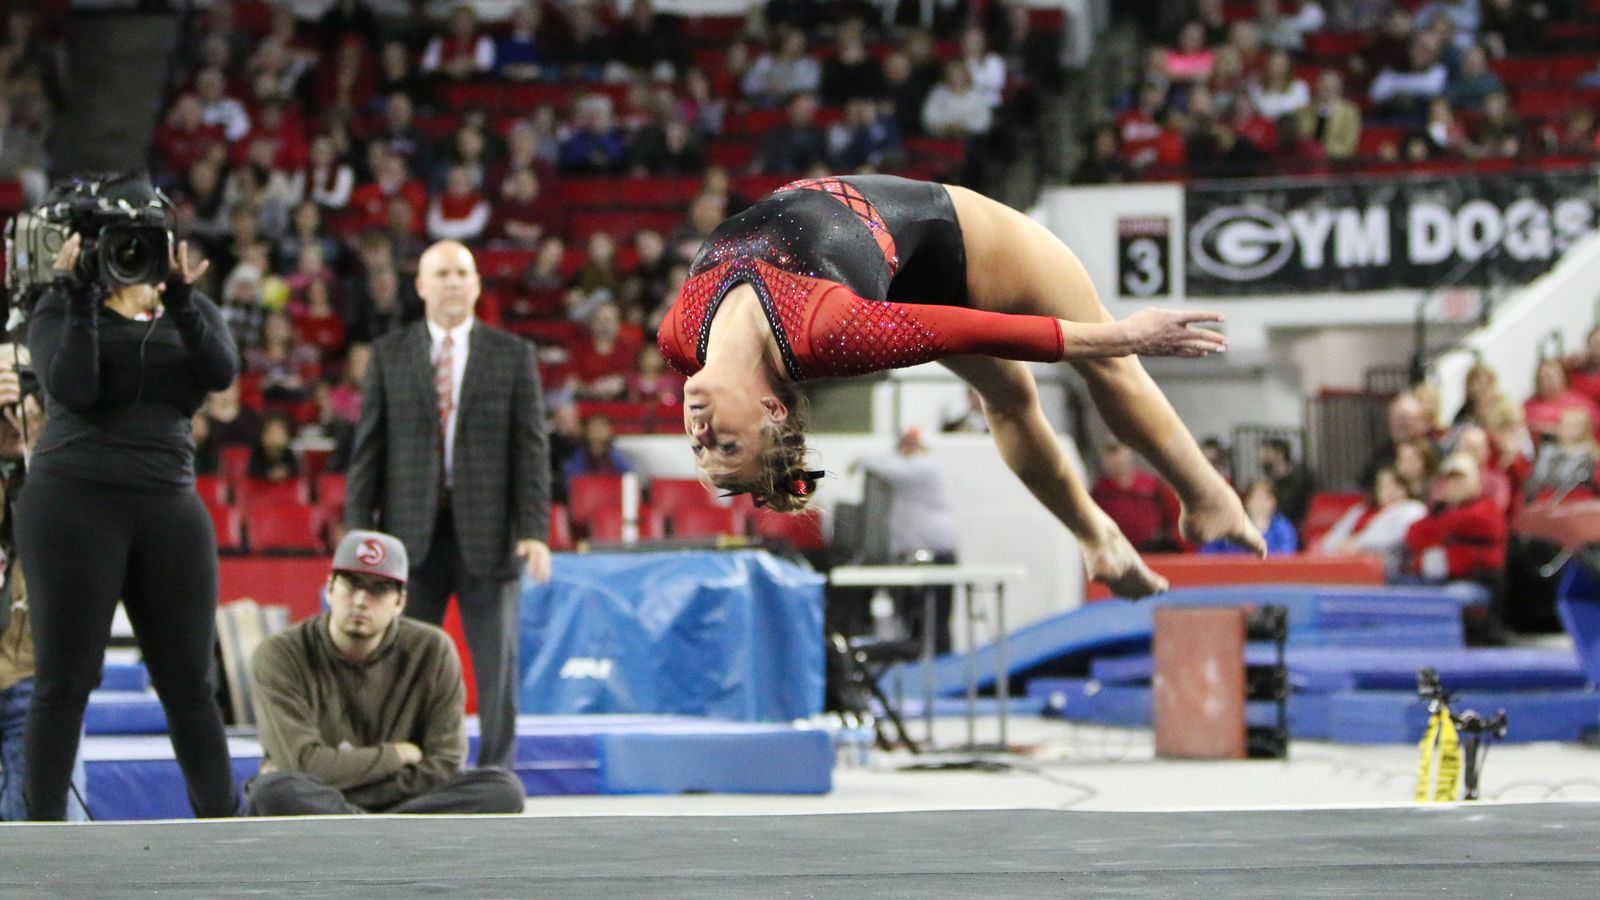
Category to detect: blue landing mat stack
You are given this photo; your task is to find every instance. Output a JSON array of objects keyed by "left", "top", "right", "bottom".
[
  {"left": 885, "top": 584, "right": 1600, "bottom": 744},
  {"left": 81, "top": 716, "right": 832, "bottom": 821}
]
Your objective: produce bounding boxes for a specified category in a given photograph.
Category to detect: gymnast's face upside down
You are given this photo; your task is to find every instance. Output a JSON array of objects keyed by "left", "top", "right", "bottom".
[{"left": 682, "top": 371, "right": 787, "bottom": 485}]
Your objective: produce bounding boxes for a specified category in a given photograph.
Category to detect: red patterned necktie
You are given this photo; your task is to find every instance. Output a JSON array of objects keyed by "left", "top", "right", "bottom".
[{"left": 435, "top": 333, "right": 455, "bottom": 483}]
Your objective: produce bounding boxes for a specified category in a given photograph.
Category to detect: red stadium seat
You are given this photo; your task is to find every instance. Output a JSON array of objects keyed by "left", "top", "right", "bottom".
[
  {"left": 475, "top": 248, "right": 538, "bottom": 281},
  {"left": 587, "top": 505, "right": 660, "bottom": 542},
  {"left": 650, "top": 478, "right": 717, "bottom": 518},
  {"left": 206, "top": 501, "right": 243, "bottom": 552},
  {"left": 567, "top": 473, "right": 625, "bottom": 527},
  {"left": 220, "top": 445, "right": 252, "bottom": 484},
  {"left": 1487, "top": 57, "right": 1550, "bottom": 86},
  {"left": 1355, "top": 125, "right": 1405, "bottom": 158},
  {"left": 244, "top": 504, "right": 325, "bottom": 553},
  {"left": 235, "top": 477, "right": 311, "bottom": 509},
  {"left": 670, "top": 506, "right": 747, "bottom": 539},
  {"left": 569, "top": 210, "right": 684, "bottom": 242},
  {"left": 315, "top": 473, "right": 346, "bottom": 519},
  {"left": 1303, "top": 32, "right": 1370, "bottom": 60},
  {"left": 751, "top": 508, "right": 827, "bottom": 551},
  {"left": 548, "top": 503, "right": 574, "bottom": 552},
  {"left": 1301, "top": 491, "right": 1366, "bottom": 549},
  {"left": 195, "top": 474, "right": 230, "bottom": 505}
]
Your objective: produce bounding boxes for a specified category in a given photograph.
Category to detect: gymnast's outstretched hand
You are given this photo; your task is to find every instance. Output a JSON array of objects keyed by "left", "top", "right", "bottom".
[
  {"left": 1120, "top": 308, "right": 1228, "bottom": 358},
  {"left": 1079, "top": 510, "right": 1169, "bottom": 600}
]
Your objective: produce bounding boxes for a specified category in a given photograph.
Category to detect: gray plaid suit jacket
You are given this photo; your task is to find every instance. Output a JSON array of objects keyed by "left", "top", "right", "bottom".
[{"left": 345, "top": 320, "right": 550, "bottom": 579}]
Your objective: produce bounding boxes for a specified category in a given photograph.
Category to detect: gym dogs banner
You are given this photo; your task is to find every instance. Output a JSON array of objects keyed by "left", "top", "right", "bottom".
[{"left": 1184, "top": 168, "right": 1600, "bottom": 296}]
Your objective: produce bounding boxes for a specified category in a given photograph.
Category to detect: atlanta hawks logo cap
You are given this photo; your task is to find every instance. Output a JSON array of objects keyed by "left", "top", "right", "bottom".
[{"left": 332, "top": 529, "right": 409, "bottom": 584}]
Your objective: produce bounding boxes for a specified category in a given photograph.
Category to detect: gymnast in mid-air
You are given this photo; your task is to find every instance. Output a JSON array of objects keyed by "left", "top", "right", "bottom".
[{"left": 657, "top": 175, "right": 1265, "bottom": 598}]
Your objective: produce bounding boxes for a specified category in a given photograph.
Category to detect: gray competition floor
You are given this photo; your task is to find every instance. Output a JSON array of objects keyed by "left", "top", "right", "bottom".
[{"left": 2, "top": 803, "right": 1598, "bottom": 898}]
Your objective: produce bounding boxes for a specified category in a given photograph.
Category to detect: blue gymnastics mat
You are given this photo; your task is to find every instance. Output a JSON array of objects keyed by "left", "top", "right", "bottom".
[
  {"left": 81, "top": 716, "right": 832, "bottom": 820},
  {"left": 84, "top": 691, "right": 168, "bottom": 735},
  {"left": 1028, "top": 677, "right": 1600, "bottom": 743},
  {"left": 1087, "top": 647, "right": 1589, "bottom": 693},
  {"left": 885, "top": 585, "right": 1487, "bottom": 699}
]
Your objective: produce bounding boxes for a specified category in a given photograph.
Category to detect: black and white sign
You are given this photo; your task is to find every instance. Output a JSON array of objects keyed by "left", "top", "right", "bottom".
[
  {"left": 1117, "top": 216, "right": 1173, "bottom": 298},
  {"left": 1184, "top": 168, "right": 1600, "bottom": 296}
]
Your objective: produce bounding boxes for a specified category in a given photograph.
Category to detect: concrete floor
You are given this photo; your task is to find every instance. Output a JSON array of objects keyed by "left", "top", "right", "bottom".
[{"left": 522, "top": 716, "right": 1600, "bottom": 817}]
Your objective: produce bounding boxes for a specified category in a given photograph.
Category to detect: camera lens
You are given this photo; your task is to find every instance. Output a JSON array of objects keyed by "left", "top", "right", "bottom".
[
  {"left": 107, "top": 234, "right": 149, "bottom": 282},
  {"left": 98, "top": 226, "right": 170, "bottom": 286}
]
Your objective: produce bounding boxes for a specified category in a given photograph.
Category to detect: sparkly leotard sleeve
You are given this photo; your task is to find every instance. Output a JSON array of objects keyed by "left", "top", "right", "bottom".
[{"left": 659, "top": 177, "right": 1064, "bottom": 381}]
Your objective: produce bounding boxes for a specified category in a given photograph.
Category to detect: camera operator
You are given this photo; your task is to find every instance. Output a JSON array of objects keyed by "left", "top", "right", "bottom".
[{"left": 13, "top": 178, "right": 240, "bottom": 820}]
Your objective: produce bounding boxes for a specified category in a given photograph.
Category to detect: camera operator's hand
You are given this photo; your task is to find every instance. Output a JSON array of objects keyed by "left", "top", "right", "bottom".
[
  {"left": 52, "top": 232, "right": 81, "bottom": 273},
  {"left": 169, "top": 240, "right": 209, "bottom": 285}
]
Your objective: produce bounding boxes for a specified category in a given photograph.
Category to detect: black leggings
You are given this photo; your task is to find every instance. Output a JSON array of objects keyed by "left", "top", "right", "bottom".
[{"left": 14, "top": 472, "right": 236, "bottom": 819}]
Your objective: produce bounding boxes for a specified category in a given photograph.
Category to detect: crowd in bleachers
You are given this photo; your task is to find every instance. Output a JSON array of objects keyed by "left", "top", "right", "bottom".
[
  {"left": 0, "top": 2, "right": 61, "bottom": 209},
  {"left": 1097, "top": 324, "right": 1600, "bottom": 636},
  {"left": 1078, "top": 0, "right": 1600, "bottom": 183},
  {"left": 161, "top": 1, "right": 1063, "bottom": 554}
]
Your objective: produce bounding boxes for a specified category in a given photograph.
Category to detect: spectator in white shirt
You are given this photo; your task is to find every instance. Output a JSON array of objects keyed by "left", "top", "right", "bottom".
[
  {"left": 194, "top": 67, "right": 251, "bottom": 142},
  {"left": 922, "top": 60, "right": 993, "bottom": 138},
  {"left": 1253, "top": 50, "right": 1311, "bottom": 120},
  {"left": 741, "top": 26, "right": 821, "bottom": 108},
  {"left": 960, "top": 25, "right": 1007, "bottom": 110},
  {"left": 1370, "top": 32, "right": 1449, "bottom": 120},
  {"left": 1318, "top": 467, "right": 1428, "bottom": 579}
]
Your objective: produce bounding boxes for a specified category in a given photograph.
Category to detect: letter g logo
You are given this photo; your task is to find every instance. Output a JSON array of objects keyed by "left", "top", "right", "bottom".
[{"left": 1189, "top": 205, "right": 1294, "bottom": 281}]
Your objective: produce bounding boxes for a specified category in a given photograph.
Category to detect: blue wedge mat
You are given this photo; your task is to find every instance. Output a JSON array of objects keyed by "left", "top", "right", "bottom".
[
  {"left": 100, "top": 662, "right": 149, "bottom": 692},
  {"left": 1026, "top": 678, "right": 1600, "bottom": 744},
  {"left": 1327, "top": 690, "right": 1600, "bottom": 744},
  {"left": 84, "top": 692, "right": 167, "bottom": 735},
  {"left": 82, "top": 716, "right": 833, "bottom": 820},
  {"left": 1088, "top": 647, "right": 1588, "bottom": 692},
  {"left": 1027, "top": 678, "right": 1287, "bottom": 731},
  {"left": 885, "top": 585, "right": 1488, "bottom": 699}
]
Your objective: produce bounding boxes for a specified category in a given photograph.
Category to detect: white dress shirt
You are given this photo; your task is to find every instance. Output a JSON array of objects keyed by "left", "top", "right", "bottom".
[{"left": 427, "top": 317, "right": 474, "bottom": 487}]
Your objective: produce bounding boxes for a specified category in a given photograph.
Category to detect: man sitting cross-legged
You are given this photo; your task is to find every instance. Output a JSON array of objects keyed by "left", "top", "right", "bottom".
[{"left": 243, "top": 529, "right": 525, "bottom": 816}]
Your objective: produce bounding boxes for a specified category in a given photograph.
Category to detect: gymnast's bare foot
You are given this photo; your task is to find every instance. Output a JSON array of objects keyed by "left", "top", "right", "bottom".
[
  {"left": 1179, "top": 488, "right": 1267, "bottom": 557},
  {"left": 1080, "top": 515, "right": 1169, "bottom": 600}
]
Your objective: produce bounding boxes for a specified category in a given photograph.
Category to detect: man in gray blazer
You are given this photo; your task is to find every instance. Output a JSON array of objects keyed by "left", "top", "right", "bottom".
[{"left": 346, "top": 240, "right": 551, "bottom": 770}]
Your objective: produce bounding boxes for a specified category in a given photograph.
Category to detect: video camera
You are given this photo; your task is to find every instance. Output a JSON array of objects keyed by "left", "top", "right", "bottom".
[{"left": 3, "top": 173, "right": 174, "bottom": 327}]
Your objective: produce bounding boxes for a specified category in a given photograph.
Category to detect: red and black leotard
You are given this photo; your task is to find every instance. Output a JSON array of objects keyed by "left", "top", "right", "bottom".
[{"left": 658, "top": 175, "right": 1065, "bottom": 380}]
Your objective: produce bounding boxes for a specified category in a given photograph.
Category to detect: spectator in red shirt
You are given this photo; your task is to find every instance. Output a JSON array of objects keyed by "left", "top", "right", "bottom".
[
  {"left": 1525, "top": 358, "right": 1600, "bottom": 444},
  {"left": 247, "top": 311, "right": 322, "bottom": 404},
  {"left": 156, "top": 93, "right": 227, "bottom": 179},
  {"left": 347, "top": 148, "right": 426, "bottom": 236},
  {"left": 1486, "top": 398, "right": 1534, "bottom": 507},
  {"left": 1090, "top": 441, "right": 1183, "bottom": 552},
  {"left": 1116, "top": 81, "right": 1167, "bottom": 168},
  {"left": 486, "top": 168, "right": 557, "bottom": 248},
  {"left": 1404, "top": 451, "right": 1508, "bottom": 582},
  {"left": 292, "top": 280, "right": 346, "bottom": 360},
  {"left": 570, "top": 302, "right": 643, "bottom": 402},
  {"left": 1434, "top": 424, "right": 1511, "bottom": 513},
  {"left": 421, "top": 5, "right": 495, "bottom": 81},
  {"left": 627, "top": 344, "right": 685, "bottom": 407},
  {"left": 426, "top": 165, "right": 491, "bottom": 243}
]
